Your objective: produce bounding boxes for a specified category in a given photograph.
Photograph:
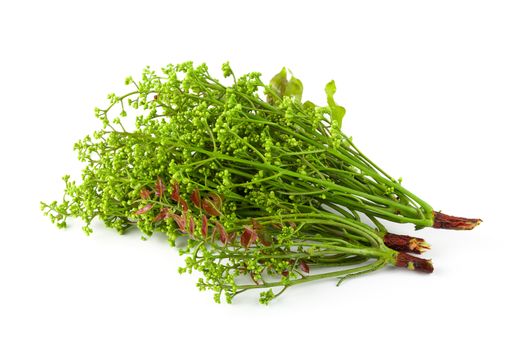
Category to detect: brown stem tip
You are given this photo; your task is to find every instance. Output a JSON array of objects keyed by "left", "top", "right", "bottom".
[
  {"left": 384, "top": 233, "right": 430, "bottom": 254},
  {"left": 432, "top": 211, "right": 482, "bottom": 230},
  {"left": 395, "top": 252, "right": 434, "bottom": 273}
]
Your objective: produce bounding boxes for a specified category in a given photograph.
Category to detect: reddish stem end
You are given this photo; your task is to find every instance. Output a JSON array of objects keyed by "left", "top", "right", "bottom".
[
  {"left": 384, "top": 233, "right": 430, "bottom": 254},
  {"left": 432, "top": 211, "right": 482, "bottom": 230},
  {"left": 395, "top": 252, "right": 434, "bottom": 273}
]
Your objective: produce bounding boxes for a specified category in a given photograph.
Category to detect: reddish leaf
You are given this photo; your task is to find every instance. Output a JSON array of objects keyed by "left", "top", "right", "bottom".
[
  {"left": 240, "top": 230, "right": 250, "bottom": 247},
  {"left": 201, "top": 216, "right": 208, "bottom": 238},
  {"left": 171, "top": 181, "right": 180, "bottom": 201},
  {"left": 139, "top": 188, "right": 151, "bottom": 199},
  {"left": 240, "top": 231, "right": 250, "bottom": 247},
  {"left": 209, "top": 193, "right": 223, "bottom": 209},
  {"left": 216, "top": 222, "right": 229, "bottom": 245},
  {"left": 282, "top": 270, "right": 289, "bottom": 277},
  {"left": 190, "top": 189, "right": 201, "bottom": 208},
  {"left": 134, "top": 203, "right": 153, "bottom": 215},
  {"left": 202, "top": 199, "right": 221, "bottom": 216},
  {"left": 189, "top": 216, "right": 195, "bottom": 237},
  {"left": 153, "top": 207, "right": 169, "bottom": 222},
  {"left": 299, "top": 260, "right": 310, "bottom": 273},
  {"left": 179, "top": 198, "right": 189, "bottom": 212},
  {"left": 171, "top": 213, "right": 186, "bottom": 232},
  {"left": 240, "top": 226, "right": 258, "bottom": 248},
  {"left": 155, "top": 177, "right": 165, "bottom": 197}
]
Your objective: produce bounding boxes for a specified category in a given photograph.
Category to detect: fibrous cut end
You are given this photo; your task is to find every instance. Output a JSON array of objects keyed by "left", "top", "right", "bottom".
[
  {"left": 432, "top": 211, "right": 482, "bottom": 230},
  {"left": 384, "top": 233, "right": 430, "bottom": 254},
  {"left": 394, "top": 252, "right": 434, "bottom": 273}
]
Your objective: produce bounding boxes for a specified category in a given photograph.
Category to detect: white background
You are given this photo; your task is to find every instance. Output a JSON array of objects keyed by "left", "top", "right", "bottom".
[{"left": 1, "top": 1, "right": 524, "bottom": 349}]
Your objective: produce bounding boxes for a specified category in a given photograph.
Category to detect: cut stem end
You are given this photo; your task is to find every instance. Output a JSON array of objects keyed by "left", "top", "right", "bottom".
[
  {"left": 384, "top": 233, "right": 430, "bottom": 254},
  {"left": 394, "top": 252, "right": 434, "bottom": 273},
  {"left": 432, "top": 211, "right": 482, "bottom": 230}
]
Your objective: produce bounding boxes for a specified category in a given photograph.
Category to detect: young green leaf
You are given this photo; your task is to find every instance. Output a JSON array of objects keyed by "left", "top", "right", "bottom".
[
  {"left": 269, "top": 67, "right": 288, "bottom": 97},
  {"left": 284, "top": 75, "right": 303, "bottom": 102},
  {"left": 325, "top": 80, "right": 346, "bottom": 130}
]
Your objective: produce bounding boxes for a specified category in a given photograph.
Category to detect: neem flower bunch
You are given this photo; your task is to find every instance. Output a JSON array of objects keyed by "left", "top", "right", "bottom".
[{"left": 42, "top": 62, "right": 481, "bottom": 304}]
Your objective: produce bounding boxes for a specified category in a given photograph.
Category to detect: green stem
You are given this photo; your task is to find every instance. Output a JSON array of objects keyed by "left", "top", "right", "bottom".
[{"left": 232, "top": 259, "right": 387, "bottom": 291}]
